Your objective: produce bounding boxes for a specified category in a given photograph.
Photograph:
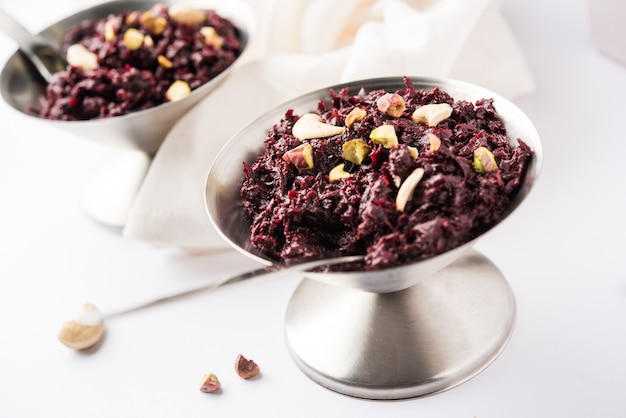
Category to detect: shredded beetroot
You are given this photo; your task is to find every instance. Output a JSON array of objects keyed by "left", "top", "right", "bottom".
[
  {"left": 241, "top": 77, "right": 532, "bottom": 270},
  {"left": 29, "top": 4, "right": 242, "bottom": 120}
]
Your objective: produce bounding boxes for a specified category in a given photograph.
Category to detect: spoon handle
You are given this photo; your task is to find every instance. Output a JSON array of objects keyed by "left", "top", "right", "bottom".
[
  {"left": 103, "top": 254, "right": 364, "bottom": 318},
  {"left": 0, "top": 8, "right": 66, "bottom": 82}
]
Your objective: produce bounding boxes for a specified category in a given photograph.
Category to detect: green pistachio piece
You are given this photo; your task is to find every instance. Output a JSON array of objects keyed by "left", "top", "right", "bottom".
[
  {"left": 342, "top": 139, "right": 371, "bottom": 165},
  {"left": 369, "top": 125, "right": 399, "bottom": 149}
]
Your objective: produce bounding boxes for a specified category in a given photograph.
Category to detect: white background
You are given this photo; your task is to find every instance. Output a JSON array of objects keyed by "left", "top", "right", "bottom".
[{"left": 1, "top": 0, "right": 625, "bottom": 417}]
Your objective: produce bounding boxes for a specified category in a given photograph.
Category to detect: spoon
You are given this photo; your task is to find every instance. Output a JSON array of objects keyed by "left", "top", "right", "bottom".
[
  {"left": 0, "top": 8, "right": 67, "bottom": 83},
  {"left": 57, "top": 254, "right": 365, "bottom": 350}
]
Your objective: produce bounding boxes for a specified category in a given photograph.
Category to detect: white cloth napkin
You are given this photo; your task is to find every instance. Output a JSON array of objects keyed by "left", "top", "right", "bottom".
[{"left": 122, "top": 0, "right": 534, "bottom": 249}]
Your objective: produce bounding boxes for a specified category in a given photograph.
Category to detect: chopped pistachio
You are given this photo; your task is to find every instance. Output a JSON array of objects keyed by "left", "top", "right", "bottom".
[
  {"left": 158, "top": 55, "right": 173, "bottom": 68},
  {"left": 376, "top": 93, "right": 406, "bottom": 118},
  {"left": 412, "top": 103, "right": 453, "bottom": 127},
  {"left": 143, "top": 35, "right": 154, "bottom": 47},
  {"left": 283, "top": 143, "right": 314, "bottom": 171},
  {"left": 123, "top": 28, "right": 144, "bottom": 50},
  {"left": 200, "top": 26, "right": 224, "bottom": 49},
  {"left": 165, "top": 80, "right": 191, "bottom": 101},
  {"left": 345, "top": 107, "right": 367, "bottom": 127},
  {"left": 369, "top": 124, "right": 399, "bottom": 148},
  {"left": 329, "top": 163, "right": 351, "bottom": 182},
  {"left": 472, "top": 146, "right": 498, "bottom": 174},
  {"left": 342, "top": 139, "right": 371, "bottom": 165},
  {"left": 66, "top": 44, "right": 99, "bottom": 71}
]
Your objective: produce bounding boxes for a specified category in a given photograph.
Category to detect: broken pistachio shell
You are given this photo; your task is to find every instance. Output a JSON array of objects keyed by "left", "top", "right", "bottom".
[
  {"left": 377, "top": 93, "right": 406, "bottom": 118},
  {"left": 345, "top": 107, "right": 367, "bottom": 127},
  {"left": 199, "top": 373, "right": 221, "bottom": 393},
  {"left": 66, "top": 44, "right": 99, "bottom": 71},
  {"left": 235, "top": 354, "right": 261, "bottom": 379},
  {"left": 369, "top": 124, "right": 399, "bottom": 148},
  {"left": 412, "top": 103, "right": 453, "bottom": 127},
  {"left": 396, "top": 167, "right": 425, "bottom": 212},
  {"left": 57, "top": 303, "right": 104, "bottom": 350},
  {"left": 329, "top": 163, "right": 351, "bottom": 182},
  {"left": 292, "top": 113, "right": 345, "bottom": 140},
  {"left": 473, "top": 146, "right": 498, "bottom": 174},
  {"left": 283, "top": 143, "right": 314, "bottom": 171},
  {"left": 165, "top": 80, "right": 191, "bottom": 101},
  {"left": 169, "top": 5, "right": 207, "bottom": 25},
  {"left": 342, "top": 139, "right": 371, "bottom": 165}
]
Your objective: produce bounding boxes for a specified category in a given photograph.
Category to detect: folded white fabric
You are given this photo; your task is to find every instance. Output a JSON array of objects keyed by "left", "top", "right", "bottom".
[{"left": 122, "top": 0, "right": 534, "bottom": 249}]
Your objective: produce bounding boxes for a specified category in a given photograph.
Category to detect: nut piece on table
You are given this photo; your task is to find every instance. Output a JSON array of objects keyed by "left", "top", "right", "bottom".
[
  {"left": 345, "top": 107, "right": 367, "bottom": 127},
  {"left": 342, "top": 139, "right": 371, "bottom": 165},
  {"left": 472, "top": 146, "right": 499, "bottom": 174},
  {"left": 199, "top": 373, "right": 221, "bottom": 393},
  {"left": 165, "top": 80, "right": 191, "bottom": 101},
  {"left": 169, "top": 5, "right": 207, "bottom": 25},
  {"left": 235, "top": 354, "right": 260, "bottom": 379},
  {"left": 369, "top": 124, "right": 399, "bottom": 148},
  {"left": 292, "top": 113, "right": 345, "bottom": 140},
  {"left": 377, "top": 93, "right": 406, "bottom": 118},
  {"left": 57, "top": 303, "right": 105, "bottom": 350},
  {"left": 329, "top": 163, "right": 351, "bottom": 182},
  {"left": 412, "top": 103, "right": 453, "bottom": 127},
  {"left": 396, "top": 167, "right": 425, "bottom": 212},
  {"left": 283, "top": 143, "right": 314, "bottom": 171},
  {"left": 66, "top": 44, "right": 99, "bottom": 71}
]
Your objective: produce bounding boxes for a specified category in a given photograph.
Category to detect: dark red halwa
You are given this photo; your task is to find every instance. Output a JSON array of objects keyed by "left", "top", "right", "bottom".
[
  {"left": 29, "top": 3, "right": 243, "bottom": 120},
  {"left": 241, "top": 77, "right": 533, "bottom": 270}
]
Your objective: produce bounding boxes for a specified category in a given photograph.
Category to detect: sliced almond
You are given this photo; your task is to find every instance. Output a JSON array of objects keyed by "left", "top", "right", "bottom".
[
  {"left": 66, "top": 44, "right": 99, "bottom": 71},
  {"left": 104, "top": 20, "right": 116, "bottom": 41},
  {"left": 395, "top": 167, "right": 425, "bottom": 212},
  {"left": 412, "top": 103, "right": 453, "bottom": 127},
  {"left": 292, "top": 113, "right": 345, "bottom": 140}
]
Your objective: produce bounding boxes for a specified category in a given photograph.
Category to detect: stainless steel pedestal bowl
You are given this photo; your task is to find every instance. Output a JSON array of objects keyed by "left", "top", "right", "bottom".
[
  {"left": 0, "top": 0, "right": 254, "bottom": 226},
  {"left": 205, "top": 76, "right": 542, "bottom": 400}
]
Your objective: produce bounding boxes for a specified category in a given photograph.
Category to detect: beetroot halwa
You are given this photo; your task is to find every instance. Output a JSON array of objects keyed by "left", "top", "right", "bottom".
[
  {"left": 29, "top": 4, "right": 243, "bottom": 120},
  {"left": 241, "top": 77, "right": 533, "bottom": 270}
]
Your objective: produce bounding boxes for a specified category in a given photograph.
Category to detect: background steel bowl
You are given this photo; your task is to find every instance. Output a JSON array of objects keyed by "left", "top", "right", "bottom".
[{"left": 0, "top": 0, "right": 254, "bottom": 155}]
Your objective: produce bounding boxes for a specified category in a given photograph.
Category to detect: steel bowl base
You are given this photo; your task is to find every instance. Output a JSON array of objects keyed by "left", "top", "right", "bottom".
[{"left": 284, "top": 249, "right": 516, "bottom": 400}]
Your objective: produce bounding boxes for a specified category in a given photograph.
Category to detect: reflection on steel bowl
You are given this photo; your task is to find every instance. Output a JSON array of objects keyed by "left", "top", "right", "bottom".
[
  {"left": 29, "top": 3, "right": 243, "bottom": 120},
  {"left": 240, "top": 76, "right": 533, "bottom": 270}
]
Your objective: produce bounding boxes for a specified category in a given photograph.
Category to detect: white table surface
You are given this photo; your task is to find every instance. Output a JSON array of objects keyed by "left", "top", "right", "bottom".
[{"left": 1, "top": 0, "right": 625, "bottom": 417}]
